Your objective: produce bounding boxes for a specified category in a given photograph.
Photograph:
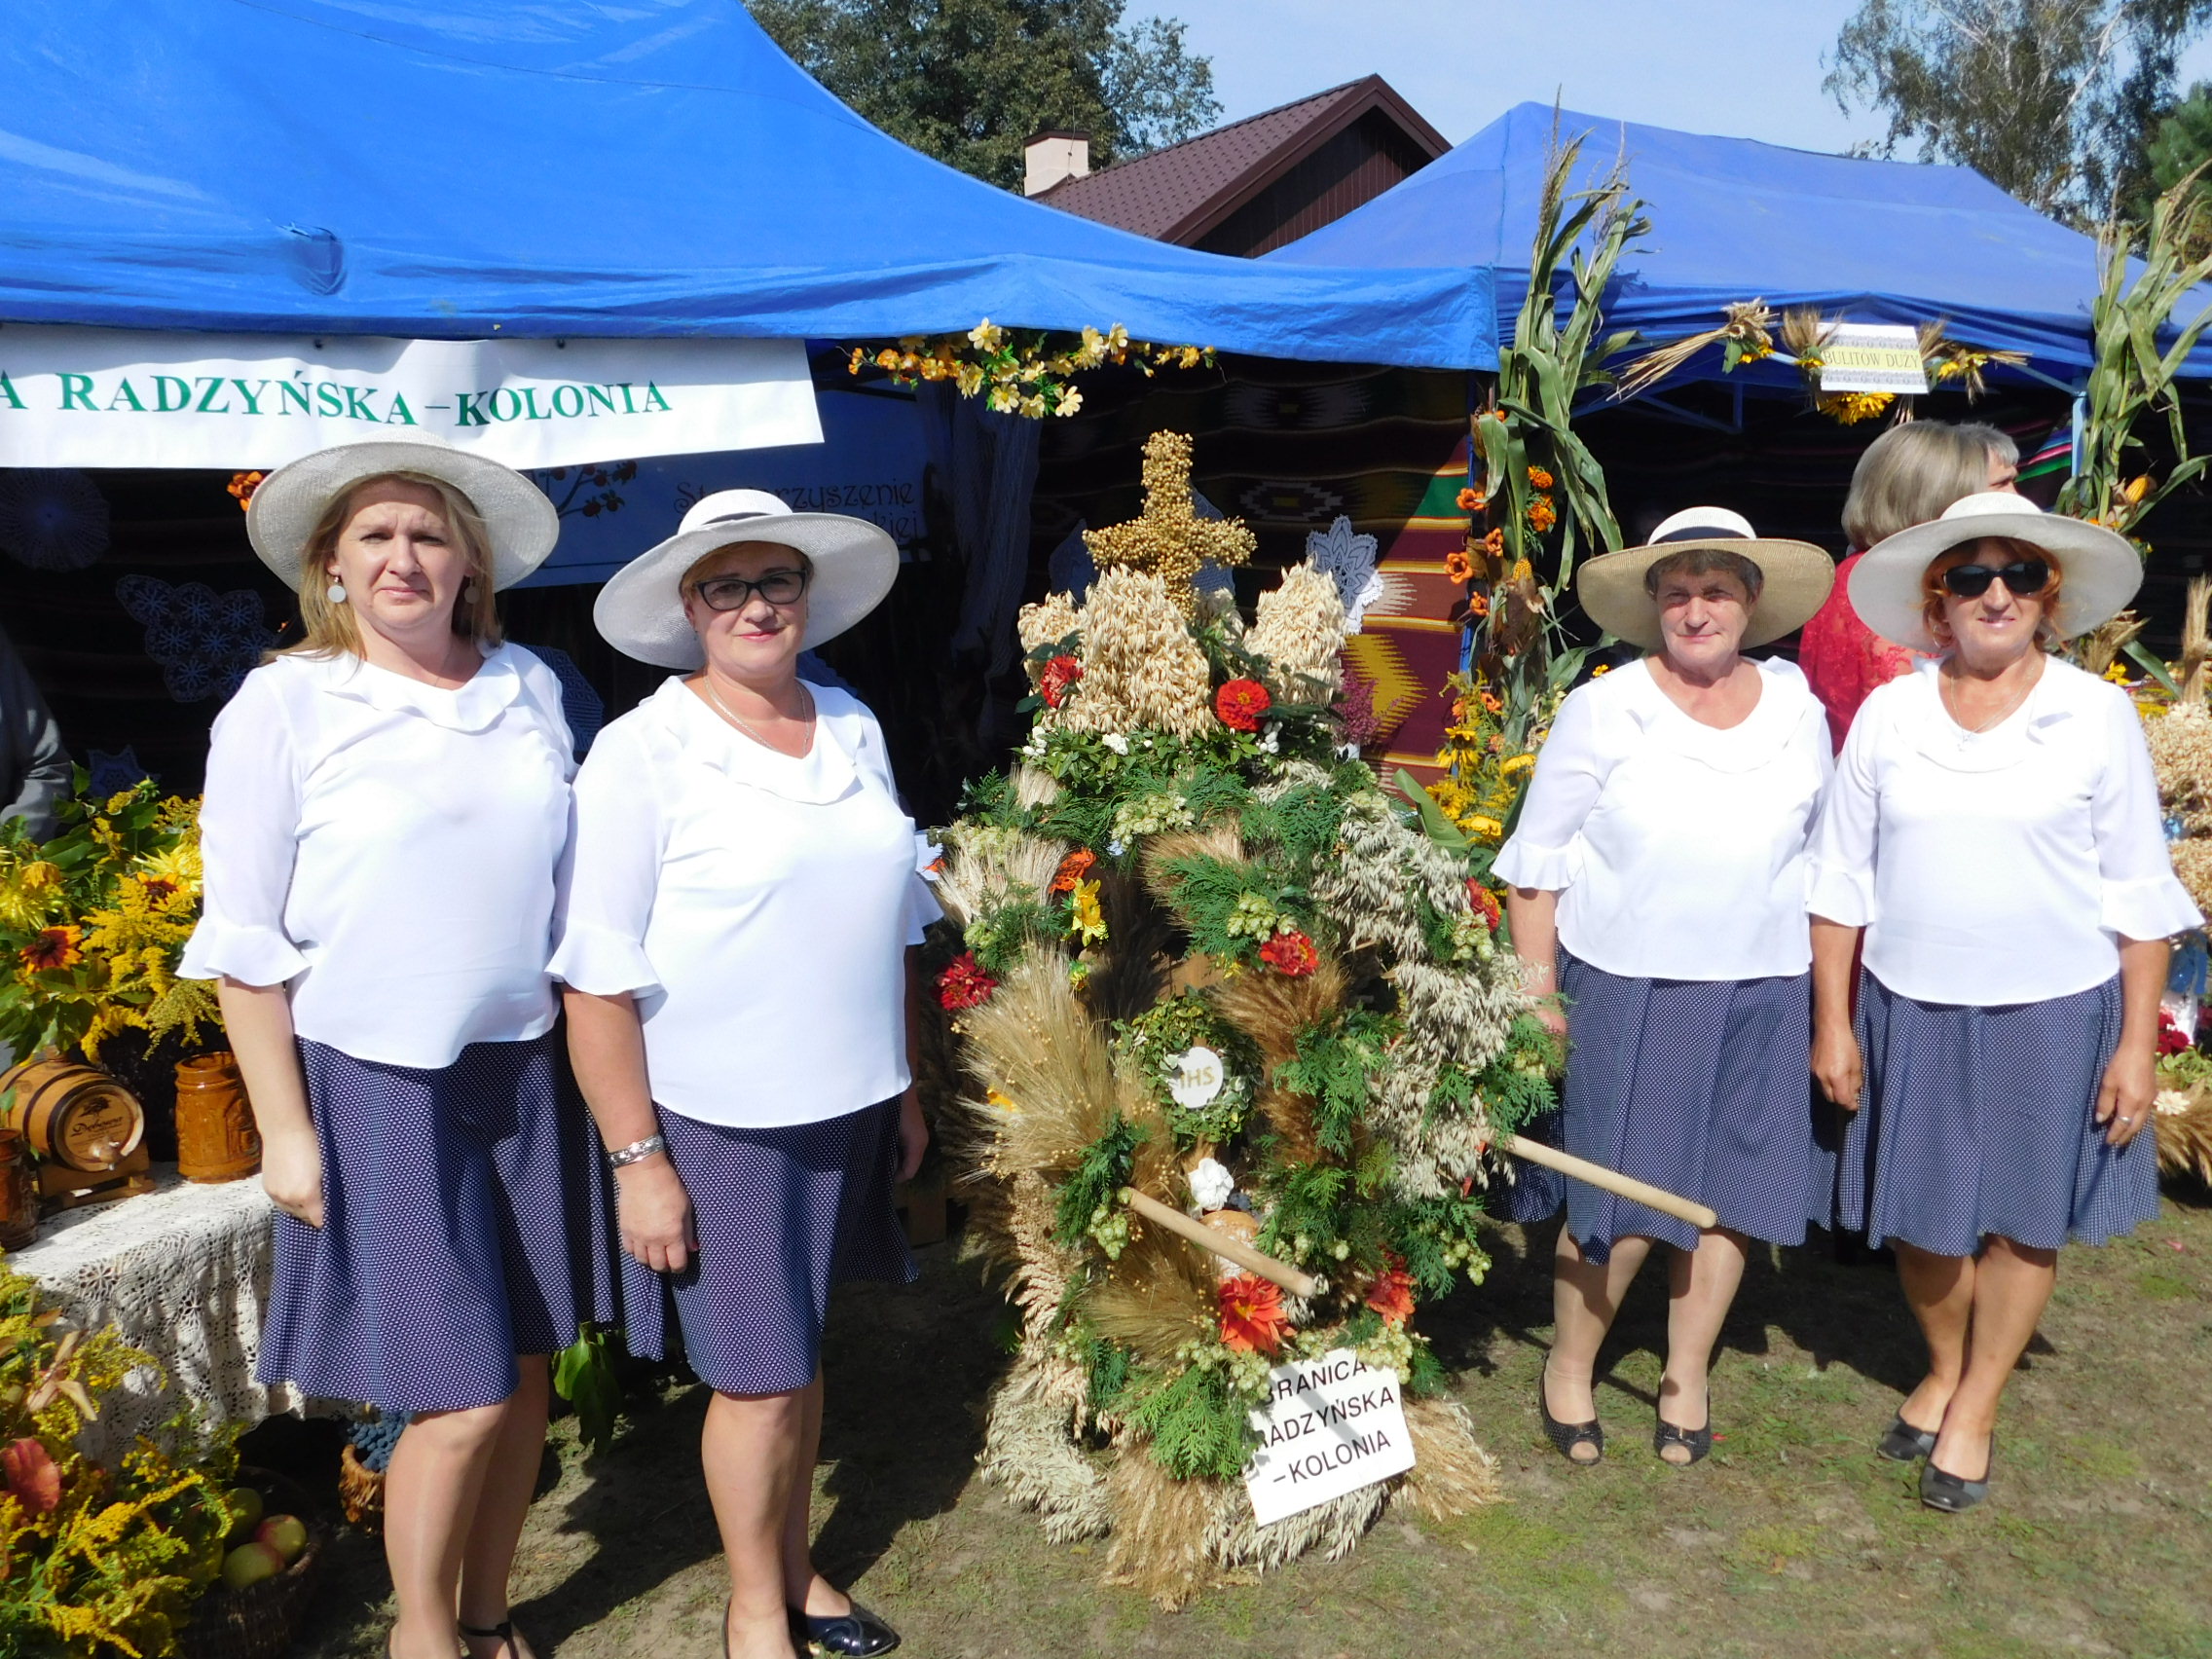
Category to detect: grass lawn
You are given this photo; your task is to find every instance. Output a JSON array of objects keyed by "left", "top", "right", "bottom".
[{"left": 291, "top": 1191, "right": 2212, "bottom": 1659}]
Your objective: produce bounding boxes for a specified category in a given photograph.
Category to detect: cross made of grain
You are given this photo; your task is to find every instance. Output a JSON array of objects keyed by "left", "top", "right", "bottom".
[{"left": 1084, "top": 430, "right": 1256, "bottom": 616}]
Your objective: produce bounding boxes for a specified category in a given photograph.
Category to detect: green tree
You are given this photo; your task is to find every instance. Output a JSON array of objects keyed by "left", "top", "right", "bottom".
[
  {"left": 1825, "top": 0, "right": 2212, "bottom": 221},
  {"left": 2143, "top": 77, "right": 2212, "bottom": 244},
  {"left": 747, "top": 0, "right": 1221, "bottom": 190}
]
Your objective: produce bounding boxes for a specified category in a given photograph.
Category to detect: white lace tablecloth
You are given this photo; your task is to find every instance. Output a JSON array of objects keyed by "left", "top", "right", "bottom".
[{"left": 10, "top": 1169, "right": 320, "bottom": 1458}]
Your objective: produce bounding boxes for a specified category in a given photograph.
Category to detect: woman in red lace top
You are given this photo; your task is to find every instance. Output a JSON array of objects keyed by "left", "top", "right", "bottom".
[{"left": 1799, "top": 423, "right": 2020, "bottom": 751}]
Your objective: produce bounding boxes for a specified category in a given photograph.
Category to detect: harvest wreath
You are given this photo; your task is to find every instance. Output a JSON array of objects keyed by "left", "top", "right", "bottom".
[{"left": 931, "top": 432, "right": 1559, "bottom": 1604}]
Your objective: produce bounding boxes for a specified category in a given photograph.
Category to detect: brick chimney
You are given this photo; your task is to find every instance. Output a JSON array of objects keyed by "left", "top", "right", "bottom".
[{"left": 1023, "top": 129, "right": 1091, "bottom": 197}]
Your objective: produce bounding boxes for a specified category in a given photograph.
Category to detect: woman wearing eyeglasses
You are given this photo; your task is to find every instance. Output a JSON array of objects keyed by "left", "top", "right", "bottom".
[
  {"left": 554, "top": 492, "right": 934, "bottom": 1659},
  {"left": 1808, "top": 493, "right": 2198, "bottom": 1515}
]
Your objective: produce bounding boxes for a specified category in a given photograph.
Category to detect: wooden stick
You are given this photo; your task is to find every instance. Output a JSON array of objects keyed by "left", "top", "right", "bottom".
[
  {"left": 1504, "top": 1135, "right": 1720, "bottom": 1232},
  {"left": 1121, "top": 1188, "right": 1321, "bottom": 1299}
]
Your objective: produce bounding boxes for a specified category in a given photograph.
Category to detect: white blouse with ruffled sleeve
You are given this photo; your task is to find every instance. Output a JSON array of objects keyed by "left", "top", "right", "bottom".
[
  {"left": 1807, "top": 655, "right": 2200, "bottom": 1006},
  {"left": 179, "top": 644, "right": 575, "bottom": 1068},
  {"left": 1493, "top": 656, "right": 1832, "bottom": 980},
  {"left": 550, "top": 678, "right": 940, "bottom": 1128}
]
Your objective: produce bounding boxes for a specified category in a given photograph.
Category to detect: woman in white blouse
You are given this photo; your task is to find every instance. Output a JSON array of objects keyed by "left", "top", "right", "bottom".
[
  {"left": 557, "top": 491, "right": 931, "bottom": 1659},
  {"left": 1809, "top": 492, "right": 2196, "bottom": 1514},
  {"left": 182, "top": 437, "right": 598, "bottom": 1659},
  {"left": 1496, "top": 507, "right": 1835, "bottom": 1468}
]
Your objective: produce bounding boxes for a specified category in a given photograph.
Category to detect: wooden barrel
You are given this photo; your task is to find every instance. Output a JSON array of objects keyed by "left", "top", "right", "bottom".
[
  {"left": 0, "top": 1057, "right": 145, "bottom": 1172},
  {"left": 173, "top": 1052, "right": 261, "bottom": 1183}
]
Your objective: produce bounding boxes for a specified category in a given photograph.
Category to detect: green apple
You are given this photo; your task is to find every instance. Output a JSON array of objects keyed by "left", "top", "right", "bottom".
[
  {"left": 255, "top": 1514, "right": 308, "bottom": 1565},
  {"left": 223, "top": 1486, "right": 264, "bottom": 1537},
  {"left": 220, "top": 1541, "right": 283, "bottom": 1591}
]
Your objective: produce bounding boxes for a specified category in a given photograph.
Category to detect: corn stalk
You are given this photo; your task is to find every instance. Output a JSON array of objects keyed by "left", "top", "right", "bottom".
[
  {"left": 1469, "top": 125, "right": 1647, "bottom": 747},
  {"left": 2057, "top": 170, "right": 2212, "bottom": 540}
]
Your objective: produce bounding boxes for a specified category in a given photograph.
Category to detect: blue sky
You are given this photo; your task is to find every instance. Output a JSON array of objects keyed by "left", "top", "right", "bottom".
[{"left": 1132, "top": 0, "right": 2212, "bottom": 155}]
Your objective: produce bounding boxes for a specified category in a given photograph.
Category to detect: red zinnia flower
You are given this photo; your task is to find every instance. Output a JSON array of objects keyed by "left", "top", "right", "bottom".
[
  {"left": 1219, "top": 1273, "right": 1291, "bottom": 1355},
  {"left": 1050, "top": 847, "right": 1096, "bottom": 895},
  {"left": 1215, "top": 678, "right": 1272, "bottom": 732},
  {"left": 1465, "top": 881, "right": 1502, "bottom": 932},
  {"left": 19, "top": 927, "right": 82, "bottom": 972},
  {"left": 1365, "top": 1256, "right": 1417, "bottom": 1326},
  {"left": 1258, "top": 931, "right": 1319, "bottom": 976},
  {"left": 1039, "top": 654, "right": 1083, "bottom": 709},
  {"left": 936, "top": 952, "right": 998, "bottom": 1012}
]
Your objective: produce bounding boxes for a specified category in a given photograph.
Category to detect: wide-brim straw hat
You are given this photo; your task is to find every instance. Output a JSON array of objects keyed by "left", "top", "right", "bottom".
[
  {"left": 1576, "top": 506, "right": 1834, "bottom": 650},
  {"left": 245, "top": 433, "right": 560, "bottom": 591},
  {"left": 593, "top": 489, "right": 899, "bottom": 669},
  {"left": 1849, "top": 491, "right": 2142, "bottom": 649}
]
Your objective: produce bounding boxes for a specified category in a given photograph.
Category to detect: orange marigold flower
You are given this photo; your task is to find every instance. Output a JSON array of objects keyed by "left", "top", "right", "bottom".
[
  {"left": 1365, "top": 1256, "right": 1417, "bottom": 1325},
  {"left": 1443, "top": 548, "right": 1477, "bottom": 585},
  {"left": 1050, "top": 847, "right": 1096, "bottom": 895},
  {"left": 1456, "top": 486, "right": 1487, "bottom": 512},
  {"left": 1215, "top": 678, "right": 1272, "bottom": 732},
  {"left": 1527, "top": 498, "right": 1558, "bottom": 532},
  {"left": 1219, "top": 1273, "right": 1291, "bottom": 1354},
  {"left": 20, "top": 926, "right": 82, "bottom": 971},
  {"left": 226, "top": 470, "right": 266, "bottom": 510},
  {"left": 1480, "top": 690, "right": 1503, "bottom": 715},
  {"left": 1527, "top": 465, "right": 1555, "bottom": 490},
  {"left": 1465, "top": 880, "right": 1502, "bottom": 932},
  {"left": 1258, "top": 930, "right": 1319, "bottom": 976}
]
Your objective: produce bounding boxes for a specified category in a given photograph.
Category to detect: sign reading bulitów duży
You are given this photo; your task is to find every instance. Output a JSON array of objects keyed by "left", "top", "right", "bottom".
[
  {"left": 1817, "top": 323, "right": 1930, "bottom": 395},
  {"left": 0, "top": 327, "right": 821, "bottom": 469},
  {"left": 1242, "top": 1348, "right": 1416, "bottom": 1527}
]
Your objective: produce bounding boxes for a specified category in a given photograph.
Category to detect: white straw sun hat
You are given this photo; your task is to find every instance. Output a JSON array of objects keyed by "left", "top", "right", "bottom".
[
  {"left": 1575, "top": 506, "right": 1834, "bottom": 650},
  {"left": 592, "top": 489, "right": 899, "bottom": 670},
  {"left": 245, "top": 432, "right": 560, "bottom": 590},
  {"left": 1848, "top": 491, "right": 2142, "bottom": 650}
]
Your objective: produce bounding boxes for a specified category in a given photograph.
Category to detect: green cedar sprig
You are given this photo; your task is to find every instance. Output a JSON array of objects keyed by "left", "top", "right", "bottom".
[
  {"left": 1051, "top": 1116, "right": 1142, "bottom": 1248},
  {"left": 1117, "top": 1361, "right": 1256, "bottom": 1480}
]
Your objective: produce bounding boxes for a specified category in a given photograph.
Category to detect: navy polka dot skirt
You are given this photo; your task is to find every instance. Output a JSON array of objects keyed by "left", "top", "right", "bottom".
[
  {"left": 1839, "top": 972, "right": 2157, "bottom": 1256},
  {"left": 618, "top": 1099, "right": 916, "bottom": 1397},
  {"left": 259, "top": 1033, "right": 615, "bottom": 1416},
  {"left": 1509, "top": 952, "right": 1836, "bottom": 1263}
]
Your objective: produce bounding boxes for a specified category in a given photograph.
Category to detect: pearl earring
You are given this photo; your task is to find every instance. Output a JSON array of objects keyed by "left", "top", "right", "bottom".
[
  {"left": 325, "top": 580, "right": 348, "bottom": 605},
  {"left": 462, "top": 582, "right": 480, "bottom": 603}
]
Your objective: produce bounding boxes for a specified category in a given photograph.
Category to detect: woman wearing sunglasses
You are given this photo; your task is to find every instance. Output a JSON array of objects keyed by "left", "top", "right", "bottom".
[
  {"left": 555, "top": 491, "right": 935, "bottom": 1659},
  {"left": 1808, "top": 492, "right": 2197, "bottom": 1514}
]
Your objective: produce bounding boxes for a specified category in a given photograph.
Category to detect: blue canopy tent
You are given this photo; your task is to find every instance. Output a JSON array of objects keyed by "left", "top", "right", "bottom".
[
  {"left": 1272, "top": 100, "right": 2202, "bottom": 390},
  {"left": 0, "top": 0, "right": 1495, "bottom": 370}
]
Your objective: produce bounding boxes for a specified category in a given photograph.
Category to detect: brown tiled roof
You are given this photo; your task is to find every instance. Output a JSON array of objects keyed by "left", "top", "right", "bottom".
[{"left": 1037, "top": 75, "right": 1447, "bottom": 246}]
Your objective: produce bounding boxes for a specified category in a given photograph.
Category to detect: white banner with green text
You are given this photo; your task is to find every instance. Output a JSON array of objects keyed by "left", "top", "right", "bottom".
[{"left": 0, "top": 326, "right": 822, "bottom": 468}]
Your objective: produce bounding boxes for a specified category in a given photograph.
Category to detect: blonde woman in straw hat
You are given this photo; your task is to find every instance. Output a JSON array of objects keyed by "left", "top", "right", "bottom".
[
  {"left": 181, "top": 436, "right": 606, "bottom": 1659},
  {"left": 555, "top": 492, "right": 935, "bottom": 1659},
  {"left": 1495, "top": 507, "right": 1836, "bottom": 1468},
  {"left": 1808, "top": 493, "right": 2198, "bottom": 1513}
]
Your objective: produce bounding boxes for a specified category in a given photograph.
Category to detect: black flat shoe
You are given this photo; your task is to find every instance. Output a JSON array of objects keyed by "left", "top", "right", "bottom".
[
  {"left": 460, "top": 1619, "right": 522, "bottom": 1659},
  {"left": 791, "top": 1600, "right": 901, "bottom": 1657},
  {"left": 1537, "top": 1369, "right": 1603, "bottom": 1465},
  {"left": 1653, "top": 1417, "right": 1713, "bottom": 1466},
  {"left": 1877, "top": 1414, "right": 1939, "bottom": 1463},
  {"left": 1920, "top": 1441, "right": 1994, "bottom": 1514}
]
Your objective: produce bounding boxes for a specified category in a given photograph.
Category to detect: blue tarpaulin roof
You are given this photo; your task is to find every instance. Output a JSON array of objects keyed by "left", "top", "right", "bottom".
[
  {"left": 0, "top": 0, "right": 1496, "bottom": 369},
  {"left": 1274, "top": 100, "right": 2204, "bottom": 385}
]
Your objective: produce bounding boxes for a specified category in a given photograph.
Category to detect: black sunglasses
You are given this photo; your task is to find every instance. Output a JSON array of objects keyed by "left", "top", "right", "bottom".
[
  {"left": 1941, "top": 559, "right": 2050, "bottom": 600},
  {"left": 691, "top": 567, "right": 810, "bottom": 610}
]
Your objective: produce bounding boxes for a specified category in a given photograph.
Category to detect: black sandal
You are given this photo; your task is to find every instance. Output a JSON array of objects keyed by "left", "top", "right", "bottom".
[
  {"left": 460, "top": 1620, "right": 522, "bottom": 1659},
  {"left": 1537, "top": 1367, "right": 1603, "bottom": 1465},
  {"left": 1653, "top": 1417, "right": 1713, "bottom": 1465},
  {"left": 1877, "top": 1413, "right": 1939, "bottom": 1463},
  {"left": 791, "top": 1598, "right": 901, "bottom": 1656},
  {"left": 1920, "top": 1439, "right": 1994, "bottom": 1514}
]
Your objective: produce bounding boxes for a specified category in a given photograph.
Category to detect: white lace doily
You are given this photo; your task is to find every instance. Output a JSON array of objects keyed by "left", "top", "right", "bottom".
[{"left": 10, "top": 1170, "right": 318, "bottom": 1459}]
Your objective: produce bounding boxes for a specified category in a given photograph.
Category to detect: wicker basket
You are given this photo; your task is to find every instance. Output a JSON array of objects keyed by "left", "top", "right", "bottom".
[{"left": 176, "top": 1465, "right": 330, "bottom": 1659}]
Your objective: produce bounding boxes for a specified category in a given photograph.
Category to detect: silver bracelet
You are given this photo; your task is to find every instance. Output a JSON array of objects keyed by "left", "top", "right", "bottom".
[{"left": 607, "top": 1133, "right": 667, "bottom": 1169}]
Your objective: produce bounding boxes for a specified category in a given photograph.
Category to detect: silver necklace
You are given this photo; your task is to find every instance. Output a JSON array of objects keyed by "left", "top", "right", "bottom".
[{"left": 701, "top": 674, "right": 813, "bottom": 752}]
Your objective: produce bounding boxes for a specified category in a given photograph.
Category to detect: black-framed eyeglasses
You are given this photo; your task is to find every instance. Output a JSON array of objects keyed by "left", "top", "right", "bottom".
[
  {"left": 691, "top": 568, "right": 810, "bottom": 610},
  {"left": 1941, "top": 559, "right": 2050, "bottom": 600}
]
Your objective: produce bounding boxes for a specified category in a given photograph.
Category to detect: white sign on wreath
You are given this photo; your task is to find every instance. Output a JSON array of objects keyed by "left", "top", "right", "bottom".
[
  {"left": 1241, "top": 1348, "right": 1416, "bottom": 1527},
  {"left": 1817, "top": 323, "right": 1931, "bottom": 395}
]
